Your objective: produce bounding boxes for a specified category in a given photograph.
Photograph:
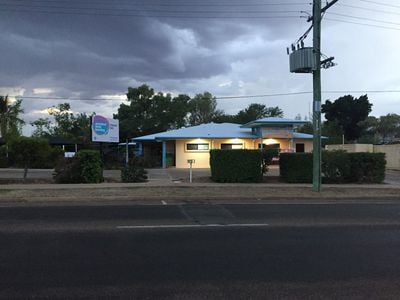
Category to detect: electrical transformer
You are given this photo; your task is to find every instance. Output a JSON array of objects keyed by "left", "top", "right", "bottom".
[{"left": 289, "top": 47, "right": 316, "bottom": 73}]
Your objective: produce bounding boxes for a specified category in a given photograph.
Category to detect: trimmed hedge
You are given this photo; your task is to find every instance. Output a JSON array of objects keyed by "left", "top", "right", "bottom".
[
  {"left": 279, "top": 153, "right": 313, "bottom": 183},
  {"left": 347, "top": 152, "right": 386, "bottom": 183},
  {"left": 210, "top": 149, "right": 263, "bottom": 183},
  {"left": 280, "top": 151, "right": 386, "bottom": 184},
  {"left": 322, "top": 150, "right": 351, "bottom": 184}
]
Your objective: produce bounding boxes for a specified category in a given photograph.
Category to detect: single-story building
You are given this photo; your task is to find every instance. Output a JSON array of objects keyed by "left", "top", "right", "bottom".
[{"left": 133, "top": 117, "right": 316, "bottom": 168}]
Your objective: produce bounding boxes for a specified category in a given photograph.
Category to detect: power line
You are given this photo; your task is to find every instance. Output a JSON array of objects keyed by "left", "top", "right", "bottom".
[
  {"left": 328, "top": 12, "right": 400, "bottom": 26},
  {"left": 216, "top": 92, "right": 312, "bottom": 99},
  {"left": 325, "top": 17, "right": 400, "bottom": 31},
  {"left": 0, "top": 8, "right": 302, "bottom": 19},
  {"left": 336, "top": 3, "right": 400, "bottom": 16},
  {"left": 356, "top": 0, "right": 400, "bottom": 9},
  {"left": 0, "top": 3, "right": 307, "bottom": 14},
  {"left": 2, "top": 0, "right": 311, "bottom": 7},
  {"left": 8, "top": 90, "right": 400, "bottom": 102},
  {"left": 323, "top": 90, "right": 400, "bottom": 94}
]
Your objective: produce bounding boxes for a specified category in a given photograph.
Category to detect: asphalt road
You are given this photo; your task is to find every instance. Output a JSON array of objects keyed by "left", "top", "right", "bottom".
[{"left": 1, "top": 203, "right": 400, "bottom": 299}]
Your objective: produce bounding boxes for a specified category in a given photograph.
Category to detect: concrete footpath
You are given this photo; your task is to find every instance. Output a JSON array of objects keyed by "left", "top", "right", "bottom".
[{"left": 0, "top": 167, "right": 398, "bottom": 204}]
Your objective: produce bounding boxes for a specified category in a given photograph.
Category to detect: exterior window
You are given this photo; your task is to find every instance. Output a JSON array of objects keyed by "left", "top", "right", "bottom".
[
  {"left": 258, "top": 143, "right": 280, "bottom": 150},
  {"left": 221, "top": 143, "right": 243, "bottom": 150},
  {"left": 296, "top": 143, "right": 305, "bottom": 153},
  {"left": 186, "top": 143, "right": 209, "bottom": 151}
]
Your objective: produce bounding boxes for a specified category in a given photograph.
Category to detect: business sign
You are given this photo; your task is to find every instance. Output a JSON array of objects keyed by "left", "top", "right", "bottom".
[{"left": 91, "top": 115, "right": 119, "bottom": 143}]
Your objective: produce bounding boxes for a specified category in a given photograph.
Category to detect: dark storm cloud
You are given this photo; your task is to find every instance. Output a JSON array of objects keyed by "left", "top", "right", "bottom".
[
  {"left": 0, "top": 11, "right": 241, "bottom": 88},
  {"left": 0, "top": 0, "right": 320, "bottom": 134},
  {"left": 0, "top": 0, "right": 308, "bottom": 80}
]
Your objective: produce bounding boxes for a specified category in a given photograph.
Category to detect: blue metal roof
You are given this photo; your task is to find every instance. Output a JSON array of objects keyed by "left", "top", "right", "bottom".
[
  {"left": 293, "top": 132, "right": 314, "bottom": 139},
  {"left": 293, "top": 132, "right": 328, "bottom": 140},
  {"left": 133, "top": 123, "right": 258, "bottom": 141},
  {"left": 241, "top": 117, "right": 308, "bottom": 128},
  {"left": 132, "top": 122, "right": 325, "bottom": 141}
]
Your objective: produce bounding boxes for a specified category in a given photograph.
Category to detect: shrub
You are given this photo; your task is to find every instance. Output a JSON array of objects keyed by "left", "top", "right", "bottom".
[
  {"left": 9, "top": 137, "right": 53, "bottom": 180},
  {"left": 210, "top": 149, "right": 263, "bottom": 183},
  {"left": 53, "top": 150, "right": 103, "bottom": 183},
  {"left": 347, "top": 152, "right": 386, "bottom": 183},
  {"left": 53, "top": 157, "right": 82, "bottom": 183},
  {"left": 280, "top": 152, "right": 386, "bottom": 184},
  {"left": 279, "top": 153, "right": 313, "bottom": 183},
  {"left": 7, "top": 138, "right": 64, "bottom": 169},
  {"left": 322, "top": 150, "right": 350, "bottom": 183},
  {"left": 0, "top": 146, "right": 8, "bottom": 168},
  {"left": 49, "top": 147, "right": 65, "bottom": 168},
  {"left": 121, "top": 160, "right": 148, "bottom": 183},
  {"left": 77, "top": 150, "right": 103, "bottom": 183}
]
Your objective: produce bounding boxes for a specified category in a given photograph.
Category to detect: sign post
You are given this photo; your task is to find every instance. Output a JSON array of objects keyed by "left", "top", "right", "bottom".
[
  {"left": 187, "top": 159, "right": 195, "bottom": 183},
  {"left": 91, "top": 115, "right": 120, "bottom": 174}
]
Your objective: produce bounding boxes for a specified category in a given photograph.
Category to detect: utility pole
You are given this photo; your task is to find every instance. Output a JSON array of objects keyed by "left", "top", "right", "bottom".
[
  {"left": 288, "top": 0, "right": 338, "bottom": 192},
  {"left": 312, "top": 0, "right": 322, "bottom": 192}
]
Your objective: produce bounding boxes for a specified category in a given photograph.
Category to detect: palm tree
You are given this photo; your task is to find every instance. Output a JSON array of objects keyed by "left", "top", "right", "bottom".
[
  {"left": 0, "top": 95, "right": 25, "bottom": 157},
  {"left": 0, "top": 95, "right": 24, "bottom": 137}
]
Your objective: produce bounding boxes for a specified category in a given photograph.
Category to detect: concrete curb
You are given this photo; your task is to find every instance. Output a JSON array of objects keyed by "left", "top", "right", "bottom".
[
  {"left": 1, "top": 195, "right": 400, "bottom": 206},
  {"left": 0, "top": 182, "right": 399, "bottom": 190}
]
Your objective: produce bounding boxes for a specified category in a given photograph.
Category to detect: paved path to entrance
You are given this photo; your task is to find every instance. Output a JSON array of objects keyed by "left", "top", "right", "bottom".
[{"left": 146, "top": 169, "right": 173, "bottom": 182}]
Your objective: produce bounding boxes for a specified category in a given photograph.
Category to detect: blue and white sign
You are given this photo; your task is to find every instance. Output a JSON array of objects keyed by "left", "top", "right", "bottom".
[{"left": 91, "top": 115, "right": 119, "bottom": 143}]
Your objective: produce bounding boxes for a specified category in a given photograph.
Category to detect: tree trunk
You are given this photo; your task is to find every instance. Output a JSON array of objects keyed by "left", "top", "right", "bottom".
[{"left": 23, "top": 166, "right": 28, "bottom": 182}]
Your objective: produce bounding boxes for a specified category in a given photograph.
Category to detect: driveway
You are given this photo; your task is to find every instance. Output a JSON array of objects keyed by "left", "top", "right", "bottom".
[{"left": 385, "top": 170, "right": 400, "bottom": 185}]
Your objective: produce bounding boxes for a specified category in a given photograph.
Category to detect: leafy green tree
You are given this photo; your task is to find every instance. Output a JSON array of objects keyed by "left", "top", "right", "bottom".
[
  {"left": 71, "top": 113, "right": 92, "bottom": 145},
  {"left": 31, "top": 118, "right": 53, "bottom": 138},
  {"left": 0, "top": 96, "right": 25, "bottom": 158},
  {"left": 0, "top": 96, "right": 24, "bottom": 138},
  {"left": 48, "top": 103, "right": 75, "bottom": 139},
  {"left": 187, "top": 92, "right": 222, "bottom": 126},
  {"left": 115, "top": 85, "right": 191, "bottom": 139},
  {"left": 213, "top": 103, "right": 284, "bottom": 124},
  {"left": 297, "top": 122, "right": 313, "bottom": 134},
  {"left": 376, "top": 114, "right": 400, "bottom": 143},
  {"left": 322, "top": 95, "right": 372, "bottom": 142},
  {"left": 322, "top": 120, "right": 344, "bottom": 144},
  {"left": 358, "top": 116, "right": 379, "bottom": 144},
  {"left": 116, "top": 85, "right": 163, "bottom": 139},
  {"left": 169, "top": 94, "right": 190, "bottom": 129},
  {"left": 212, "top": 114, "right": 237, "bottom": 123},
  {"left": 10, "top": 137, "right": 52, "bottom": 180},
  {"left": 234, "top": 104, "right": 283, "bottom": 124},
  {"left": 31, "top": 103, "right": 92, "bottom": 145}
]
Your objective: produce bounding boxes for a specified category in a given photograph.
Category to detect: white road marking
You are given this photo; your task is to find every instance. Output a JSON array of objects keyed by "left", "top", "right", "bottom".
[
  {"left": 161, "top": 200, "right": 167, "bottom": 205},
  {"left": 116, "top": 223, "right": 269, "bottom": 229}
]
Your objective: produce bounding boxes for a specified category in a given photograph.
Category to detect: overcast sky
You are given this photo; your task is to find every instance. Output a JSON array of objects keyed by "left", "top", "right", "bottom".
[{"left": 0, "top": 0, "right": 399, "bottom": 135}]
